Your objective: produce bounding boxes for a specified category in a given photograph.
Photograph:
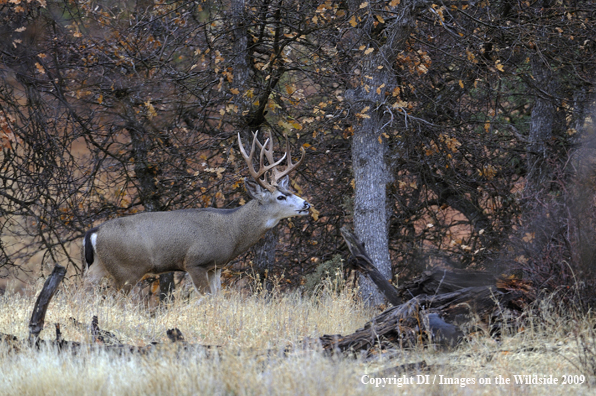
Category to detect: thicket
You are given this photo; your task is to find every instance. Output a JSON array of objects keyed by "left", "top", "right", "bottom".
[{"left": 1, "top": 0, "right": 595, "bottom": 303}]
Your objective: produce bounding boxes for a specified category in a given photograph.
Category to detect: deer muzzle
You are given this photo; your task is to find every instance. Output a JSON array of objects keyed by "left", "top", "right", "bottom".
[{"left": 298, "top": 201, "right": 311, "bottom": 215}]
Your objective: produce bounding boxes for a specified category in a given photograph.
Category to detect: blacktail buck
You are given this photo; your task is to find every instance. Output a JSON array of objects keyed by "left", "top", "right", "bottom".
[{"left": 82, "top": 131, "right": 310, "bottom": 294}]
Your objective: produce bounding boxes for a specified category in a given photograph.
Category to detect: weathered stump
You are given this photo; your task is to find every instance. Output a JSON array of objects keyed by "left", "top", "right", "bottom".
[{"left": 28, "top": 265, "right": 66, "bottom": 344}]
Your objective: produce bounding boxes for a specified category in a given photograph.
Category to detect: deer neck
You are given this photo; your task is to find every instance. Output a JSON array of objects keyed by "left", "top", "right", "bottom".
[{"left": 231, "top": 199, "right": 280, "bottom": 255}]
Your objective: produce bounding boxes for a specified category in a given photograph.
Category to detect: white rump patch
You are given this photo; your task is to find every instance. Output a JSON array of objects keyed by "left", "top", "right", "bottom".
[{"left": 90, "top": 233, "right": 98, "bottom": 249}]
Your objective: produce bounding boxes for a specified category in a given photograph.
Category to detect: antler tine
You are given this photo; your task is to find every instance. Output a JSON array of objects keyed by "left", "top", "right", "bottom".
[
  {"left": 259, "top": 132, "right": 288, "bottom": 175},
  {"left": 262, "top": 139, "right": 287, "bottom": 176},
  {"left": 271, "top": 139, "right": 306, "bottom": 185},
  {"left": 237, "top": 131, "right": 287, "bottom": 192},
  {"left": 255, "top": 131, "right": 286, "bottom": 172},
  {"left": 258, "top": 137, "right": 288, "bottom": 173},
  {"left": 237, "top": 131, "right": 256, "bottom": 173},
  {"left": 238, "top": 132, "right": 268, "bottom": 190},
  {"left": 258, "top": 137, "right": 267, "bottom": 175}
]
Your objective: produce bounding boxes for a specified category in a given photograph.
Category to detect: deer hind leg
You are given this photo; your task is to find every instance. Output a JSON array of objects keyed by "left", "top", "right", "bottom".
[
  {"left": 83, "top": 261, "right": 112, "bottom": 291},
  {"left": 109, "top": 266, "right": 147, "bottom": 293}
]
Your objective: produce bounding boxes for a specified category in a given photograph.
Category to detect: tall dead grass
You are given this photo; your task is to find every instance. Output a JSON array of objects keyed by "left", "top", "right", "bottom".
[{"left": 0, "top": 279, "right": 595, "bottom": 395}]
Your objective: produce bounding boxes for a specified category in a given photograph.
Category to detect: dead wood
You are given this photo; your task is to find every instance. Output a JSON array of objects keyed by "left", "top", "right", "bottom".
[
  {"left": 375, "top": 360, "right": 433, "bottom": 376},
  {"left": 28, "top": 265, "right": 66, "bottom": 344},
  {"left": 319, "top": 284, "right": 531, "bottom": 355},
  {"left": 340, "top": 227, "right": 402, "bottom": 306},
  {"left": 330, "top": 228, "right": 535, "bottom": 355},
  {"left": 167, "top": 328, "right": 185, "bottom": 342},
  {"left": 91, "top": 315, "right": 122, "bottom": 345},
  {"left": 397, "top": 268, "right": 497, "bottom": 298}
]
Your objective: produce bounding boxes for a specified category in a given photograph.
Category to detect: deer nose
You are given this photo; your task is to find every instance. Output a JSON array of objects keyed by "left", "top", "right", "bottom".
[{"left": 304, "top": 201, "right": 311, "bottom": 209}]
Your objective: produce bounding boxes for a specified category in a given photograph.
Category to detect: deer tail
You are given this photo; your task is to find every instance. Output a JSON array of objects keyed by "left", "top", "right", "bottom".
[{"left": 84, "top": 227, "right": 100, "bottom": 267}]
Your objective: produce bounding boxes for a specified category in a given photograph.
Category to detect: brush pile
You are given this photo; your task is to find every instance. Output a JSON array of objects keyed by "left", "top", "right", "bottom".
[{"left": 317, "top": 228, "right": 535, "bottom": 355}]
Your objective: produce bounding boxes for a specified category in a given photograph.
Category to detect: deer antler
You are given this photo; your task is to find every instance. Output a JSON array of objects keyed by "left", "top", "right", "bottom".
[
  {"left": 237, "top": 131, "right": 305, "bottom": 192},
  {"left": 266, "top": 138, "right": 305, "bottom": 187}
]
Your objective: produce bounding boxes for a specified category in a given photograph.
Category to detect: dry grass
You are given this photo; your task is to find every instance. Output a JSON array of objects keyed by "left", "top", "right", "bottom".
[{"left": 0, "top": 280, "right": 595, "bottom": 395}]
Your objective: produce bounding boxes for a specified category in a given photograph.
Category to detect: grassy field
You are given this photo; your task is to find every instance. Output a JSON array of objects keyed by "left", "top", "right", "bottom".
[{"left": 0, "top": 279, "right": 594, "bottom": 396}]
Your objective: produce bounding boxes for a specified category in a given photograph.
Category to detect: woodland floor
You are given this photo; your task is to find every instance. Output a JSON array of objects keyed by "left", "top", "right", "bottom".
[{"left": 0, "top": 277, "right": 594, "bottom": 396}]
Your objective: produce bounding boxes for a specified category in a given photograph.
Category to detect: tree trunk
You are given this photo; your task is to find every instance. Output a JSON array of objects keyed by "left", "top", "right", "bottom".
[
  {"left": 347, "top": 0, "right": 427, "bottom": 305},
  {"left": 351, "top": 112, "right": 392, "bottom": 305},
  {"left": 127, "top": 121, "right": 162, "bottom": 212},
  {"left": 526, "top": 57, "right": 557, "bottom": 193},
  {"left": 231, "top": 0, "right": 280, "bottom": 280},
  {"left": 231, "top": 0, "right": 249, "bottom": 86},
  {"left": 159, "top": 271, "right": 175, "bottom": 302},
  {"left": 252, "top": 227, "right": 278, "bottom": 291}
]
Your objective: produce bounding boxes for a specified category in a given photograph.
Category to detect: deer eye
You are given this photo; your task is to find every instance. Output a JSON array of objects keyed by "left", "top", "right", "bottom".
[{"left": 277, "top": 195, "right": 287, "bottom": 201}]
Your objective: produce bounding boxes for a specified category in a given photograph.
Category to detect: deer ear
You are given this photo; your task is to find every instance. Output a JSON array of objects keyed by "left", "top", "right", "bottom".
[
  {"left": 277, "top": 175, "right": 291, "bottom": 192},
  {"left": 244, "top": 178, "right": 265, "bottom": 200},
  {"left": 278, "top": 175, "right": 290, "bottom": 190}
]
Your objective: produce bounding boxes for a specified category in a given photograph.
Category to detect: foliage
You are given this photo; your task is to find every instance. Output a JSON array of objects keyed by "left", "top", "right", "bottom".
[
  {"left": 303, "top": 254, "right": 345, "bottom": 296},
  {"left": 1, "top": 0, "right": 596, "bottom": 298}
]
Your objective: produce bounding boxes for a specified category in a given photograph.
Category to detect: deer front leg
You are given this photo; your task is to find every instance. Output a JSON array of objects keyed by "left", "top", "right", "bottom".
[
  {"left": 186, "top": 266, "right": 213, "bottom": 295},
  {"left": 208, "top": 268, "right": 222, "bottom": 295}
]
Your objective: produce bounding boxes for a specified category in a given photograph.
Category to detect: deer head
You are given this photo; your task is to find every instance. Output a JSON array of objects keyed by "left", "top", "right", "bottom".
[{"left": 238, "top": 131, "right": 310, "bottom": 220}]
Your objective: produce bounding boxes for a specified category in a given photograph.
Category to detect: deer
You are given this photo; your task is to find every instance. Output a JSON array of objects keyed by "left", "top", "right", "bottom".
[{"left": 82, "top": 131, "right": 310, "bottom": 295}]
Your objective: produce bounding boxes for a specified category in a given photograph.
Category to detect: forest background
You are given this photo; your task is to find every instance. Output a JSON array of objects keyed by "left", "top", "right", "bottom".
[{"left": 1, "top": 0, "right": 596, "bottom": 305}]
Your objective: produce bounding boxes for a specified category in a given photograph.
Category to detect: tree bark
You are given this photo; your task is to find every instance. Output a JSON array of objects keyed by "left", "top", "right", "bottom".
[
  {"left": 231, "top": 0, "right": 282, "bottom": 279},
  {"left": 252, "top": 227, "right": 278, "bottom": 291},
  {"left": 351, "top": 113, "right": 392, "bottom": 305},
  {"left": 159, "top": 271, "right": 175, "bottom": 302},
  {"left": 127, "top": 121, "right": 162, "bottom": 213},
  {"left": 231, "top": 0, "right": 249, "bottom": 86},
  {"left": 525, "top": 57, "right": 558, "bottom": 193},
  {"left": 341, "top": 227, "right": 401, "bottom": 306},
  {"left": 347, "top": 0, "right": 428, "bottom": 305}
]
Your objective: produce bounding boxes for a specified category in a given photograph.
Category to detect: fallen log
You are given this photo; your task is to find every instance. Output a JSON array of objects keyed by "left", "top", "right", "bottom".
[
  {"left": 329, "top": 228, "right": 534, "bottom": 355},
  {"left": 397, "top": 267, "right": 497, "bottom": 298},
  {"left": 319, "top": 283, "right": 531, "bottom": 355},
  {"left": 320, "top": 292, "right": 462, "bottom": 353}
]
